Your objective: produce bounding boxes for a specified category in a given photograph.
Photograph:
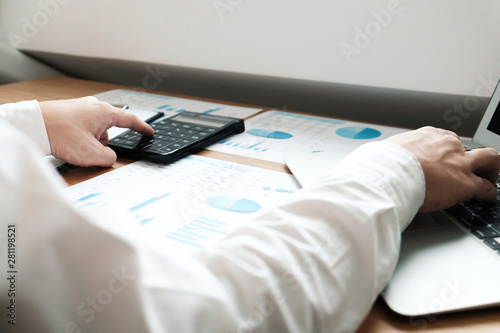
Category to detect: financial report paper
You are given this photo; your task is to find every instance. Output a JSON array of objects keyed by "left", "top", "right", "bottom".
[{"left": 64, "top": 155, "right": 300, "bottom": 252}]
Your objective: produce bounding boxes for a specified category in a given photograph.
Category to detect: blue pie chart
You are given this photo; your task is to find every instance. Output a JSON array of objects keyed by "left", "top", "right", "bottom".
[
  {"left": 247, "top": 129, "right": 293, "bottom": 139},
  {"left": 205, "top": 195, "right": 262, "bottom": 213},
  {"left": 336, "top": 127, "right": 381, "bottom": 140}
]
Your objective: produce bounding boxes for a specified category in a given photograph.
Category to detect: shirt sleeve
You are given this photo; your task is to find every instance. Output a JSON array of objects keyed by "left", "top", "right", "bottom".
[
  {"left": 0, "top": 120, "right": 425, "bottom": 333},
  {"left": 0, "top": 100, "right": 51, "bottom": 156}
]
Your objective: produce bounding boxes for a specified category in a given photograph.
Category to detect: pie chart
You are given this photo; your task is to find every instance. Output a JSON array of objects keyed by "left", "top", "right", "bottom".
[
  {"left": 336, "top": 127, "right": 381, "bottom": 140},
  {"left": 205, "top": 195, "right": 262, "bottom": 213},
  {"left": 247, "top": 129, "right": 293, "bottom": 139}
]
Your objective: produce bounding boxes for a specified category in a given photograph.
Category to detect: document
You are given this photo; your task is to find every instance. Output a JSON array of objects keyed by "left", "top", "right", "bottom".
[
  {"left": 64, "top": 155, "right": 300, "bottom": 252},
  {"left": 94, "top": 89, "right": 262, "bottom": 119},
  {"left": 208, "top": 110, "right": 408, "bottom": 163}
]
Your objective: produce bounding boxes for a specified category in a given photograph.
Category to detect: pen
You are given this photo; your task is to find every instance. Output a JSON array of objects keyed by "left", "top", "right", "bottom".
[{"left": 112, "top": 104, "right": 129, "bottom": 110}]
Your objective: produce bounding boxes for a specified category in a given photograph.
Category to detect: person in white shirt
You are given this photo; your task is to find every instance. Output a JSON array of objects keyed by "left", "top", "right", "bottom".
[{"left": 0, "top": 96, "right": 498, "bottom": 333}]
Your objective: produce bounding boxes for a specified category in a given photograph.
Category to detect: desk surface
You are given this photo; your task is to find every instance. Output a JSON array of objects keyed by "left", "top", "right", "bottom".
[{"left": 2, "top": 76, "right": 500, "bottom": 332}]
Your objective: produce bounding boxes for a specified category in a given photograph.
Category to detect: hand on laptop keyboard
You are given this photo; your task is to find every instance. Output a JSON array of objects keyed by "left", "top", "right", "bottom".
[{"left": 385, "top": 126, "right": 500, "bottom": 212}]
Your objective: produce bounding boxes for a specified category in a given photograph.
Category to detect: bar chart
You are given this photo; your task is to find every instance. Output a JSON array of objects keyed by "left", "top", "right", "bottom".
[
  {"left": 65, "top": 155, "right": 300, "bottom": 251},
  {"left": 165, "top": 216, "right": 229, "bottom": 249}
]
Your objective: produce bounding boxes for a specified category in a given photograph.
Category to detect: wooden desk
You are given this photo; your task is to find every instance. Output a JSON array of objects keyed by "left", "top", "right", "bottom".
[{"left": 2, "top": 76, "right": 500, "bottom": 332}]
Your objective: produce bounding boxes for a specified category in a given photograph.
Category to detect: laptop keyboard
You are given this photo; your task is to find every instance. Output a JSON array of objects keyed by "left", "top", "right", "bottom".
[{"left": 446, "top": 175, "right": 500, "bottom": 254}]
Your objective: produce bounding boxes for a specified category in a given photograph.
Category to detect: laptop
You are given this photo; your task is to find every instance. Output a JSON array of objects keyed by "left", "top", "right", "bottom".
[{"left": 284, "top": 80, "right": 500, "bottom": 316}]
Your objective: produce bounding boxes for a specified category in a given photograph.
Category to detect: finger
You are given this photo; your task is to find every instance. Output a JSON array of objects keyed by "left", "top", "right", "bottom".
[
  {"left": 95, "top": 146, "right": 118, "bottom": 167},
  {"left": 84, "top": 145, "right": 118, "bottom": 168},
  {"left": 467, "top": 148, "right": 500, "bottom": 184},
  {"left": 63, "top": 135, "right": 118, "bottom": 167},
  {"left": 471, "top": 176, "right": 498, "bottom": 204},
  {"left": 108, "top": 110, "right": 155, "bottom": 136},
  {"left": 99, "top": 131, "right": 110, "bottom": 146}
]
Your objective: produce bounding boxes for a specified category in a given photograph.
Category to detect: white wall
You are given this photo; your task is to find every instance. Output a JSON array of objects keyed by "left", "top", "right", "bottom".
[
  {"left": 0, "top": 1, "right": 62, "bottom": 84},
  {"left": 2, "top": 0, "right": 500, "bottom": 97}
]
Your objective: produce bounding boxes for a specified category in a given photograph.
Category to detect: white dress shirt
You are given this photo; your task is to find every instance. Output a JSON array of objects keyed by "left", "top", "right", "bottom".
[{"left": 0, "top": 100, "right": 425, "bottom": 333}]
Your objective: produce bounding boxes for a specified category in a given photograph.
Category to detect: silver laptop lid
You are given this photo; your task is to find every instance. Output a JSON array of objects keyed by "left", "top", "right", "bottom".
[{"left": 472, "top": 79, "right": 500, "bottom": 151}]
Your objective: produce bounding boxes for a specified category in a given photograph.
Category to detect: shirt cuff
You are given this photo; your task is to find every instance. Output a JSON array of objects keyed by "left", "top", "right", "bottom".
[
  {"left": 0, "top": 100, "right": 51, "bottom": 156},
  {"left": 322, "top": 141, "right": 426, "bottom": 230}
]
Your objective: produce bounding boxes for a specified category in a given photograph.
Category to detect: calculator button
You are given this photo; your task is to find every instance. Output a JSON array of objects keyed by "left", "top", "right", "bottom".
[
  {"left": 170, "top": 142, "right": 188, "bottom": 149},
  {"left": 180, "top": 138, "right": 196, "bottom": 145},
  {"left": 154, "top": 120, "right": 170, "bottom": 126},
  {"left": 136, "top": 137, "right": 155, "bottom": 149},
  {"left": 177, "top": 132, "right": 198, "bottom": 138},
  {"left": 158, "top": 146, "right": 178, "bottom": 154},
  {"left": 122, "top": 133, "right": 142, "bottom": 140},
  {"left": 151, "top": 123, "right": 163, "bottom": 131},
  {"left": 164, "top": 131, "right": 183, "bottom": 138},
  {"left": 124, "top": 140, "right": 140, "bottom": 146},
  {"left": 110, "top": 137, "right": 124, "bottom": 144},
  {"left": 151, "top": 141, "right": 172, "bottom": 151},
  {"left": 162, "top": 136, "right": 178, "bottom": 143}
]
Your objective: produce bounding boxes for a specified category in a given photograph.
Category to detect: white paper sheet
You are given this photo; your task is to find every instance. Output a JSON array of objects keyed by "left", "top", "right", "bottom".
[
  {"left": 64, "top": 155, "right": 300, "bottom": 252},
  {"left": 94, "top": 89, "right": 262, "bottom": 119},
  {"left": 208, "top": 110, "right": 408, "bottom": 163}
]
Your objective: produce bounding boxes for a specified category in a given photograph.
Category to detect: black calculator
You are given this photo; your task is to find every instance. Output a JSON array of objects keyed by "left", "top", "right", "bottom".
[{"left": 109, "top": 111, "right": 245, "bottom": 163}]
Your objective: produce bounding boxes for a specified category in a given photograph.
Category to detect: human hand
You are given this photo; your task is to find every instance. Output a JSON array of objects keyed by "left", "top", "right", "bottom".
[
  {"left": 384, "top": 126, "right": 500, "bottom": 212},
  {"left": 40, "top": 96, "right": 154, "bottom": 167}
]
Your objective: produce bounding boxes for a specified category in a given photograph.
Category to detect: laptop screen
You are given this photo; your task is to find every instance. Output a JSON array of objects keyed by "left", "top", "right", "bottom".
[
  {"left": 487, "top": 101, "right": 500, "bottom": 135},
  {"left": 472, "top": 79, "right": 500, "bottom": 151}
]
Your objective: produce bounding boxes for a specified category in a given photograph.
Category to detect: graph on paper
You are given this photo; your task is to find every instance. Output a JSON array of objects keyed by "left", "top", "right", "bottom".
[
  {"left": 65, "top": 155, "right": 300, "bottom": 251},
  {"left": 208, "top": 110, "right": 408, "bottom": 163},
  {"left": 165, "top": 216, "right": 230, "bottom": 249}
]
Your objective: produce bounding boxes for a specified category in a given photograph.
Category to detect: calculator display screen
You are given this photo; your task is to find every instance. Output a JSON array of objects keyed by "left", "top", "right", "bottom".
[{"left": 176, "top": 115, "right": 225, "bottom": 128}]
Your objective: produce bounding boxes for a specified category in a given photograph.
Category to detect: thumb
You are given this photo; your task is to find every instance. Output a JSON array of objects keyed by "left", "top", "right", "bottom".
[
  {"left": 72, "top": 137, "right": 118, "bottom": 167},
  {"left": 90, "top": 145, "right": 118, "bottom": 167}
]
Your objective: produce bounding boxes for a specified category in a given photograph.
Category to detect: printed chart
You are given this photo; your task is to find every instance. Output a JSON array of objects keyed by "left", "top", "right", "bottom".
[
  {"left": 208, "top": 110, "right": 408, "bottom": 163},
  {"left": 64, "top": 155, "right": 300, "bottom": 252},
  {"left": 94, "top": 89, "right": 262, "bottom": 119}
]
